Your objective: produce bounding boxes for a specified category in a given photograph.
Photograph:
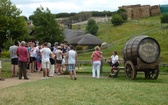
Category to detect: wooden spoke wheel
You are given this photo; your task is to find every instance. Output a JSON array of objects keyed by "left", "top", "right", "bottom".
[
  {"left": 124, "top": 60, "right": 137, "bottom": 80},
  {"left": 145, "top": 66, "right": 159, "bottom": 80}
]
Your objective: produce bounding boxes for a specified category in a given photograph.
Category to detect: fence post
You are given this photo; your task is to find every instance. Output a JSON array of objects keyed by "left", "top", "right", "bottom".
[{"left": 100, "top": 59, "right": 103, "bottom": 73}]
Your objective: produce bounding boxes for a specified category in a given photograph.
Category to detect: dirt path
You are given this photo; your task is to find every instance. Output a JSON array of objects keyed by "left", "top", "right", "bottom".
[
  {"left": 0, "top": 72, "right": 70, "bottom": 89},
  {"left": 0, "top": 73, "right": 44, "bottom": 89},
  {"left": 0, "top": 72, "right": 108, "bottom": 89}
]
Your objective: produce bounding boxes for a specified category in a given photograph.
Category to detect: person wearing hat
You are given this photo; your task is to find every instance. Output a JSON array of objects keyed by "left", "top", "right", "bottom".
[
  {"left": 53, "top": 42, "right": 59, "bottom": 53},
  {"left": 91, "top": 46, "right": 102, "bottom": 78},
  {"left": 47, "top": 42, "right": 51, "bottom": 48},
  {"left": 54, "top": 46, "right": 63, "bottom": 74}
]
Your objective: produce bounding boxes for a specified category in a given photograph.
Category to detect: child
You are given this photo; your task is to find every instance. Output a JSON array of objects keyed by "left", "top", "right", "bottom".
[{"left": 36, "top": 46, "right": 42, "bottom": 73}]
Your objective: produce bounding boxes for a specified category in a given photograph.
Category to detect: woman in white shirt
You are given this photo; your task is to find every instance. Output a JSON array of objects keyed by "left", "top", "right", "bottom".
[{"left": 110, "top": 51, "right": 119, "bottom": 74}]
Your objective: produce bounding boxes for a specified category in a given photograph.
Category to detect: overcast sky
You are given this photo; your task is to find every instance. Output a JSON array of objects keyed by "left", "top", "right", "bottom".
[{"left": 11, "top": 0, "right": 167, "bottom": 17}]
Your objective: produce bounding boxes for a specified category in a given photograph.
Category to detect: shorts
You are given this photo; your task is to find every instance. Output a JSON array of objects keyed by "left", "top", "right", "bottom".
[
  {"left": 11, "top": 58, "right": 18, "bottom": 65},
  {"left": 56, "top": 60, "right": 62, "bottom": 64},
  {"left": 0, "top": 60, "right": 2, "bottom": 68},
  {"left": 111, "top": 62, "right": 119, "bottom": 67},
  {"left": 67, "top": 64, "right": 76, "bottom": 71},
  {"left": 30, "top": 57, "right": 36, "bottom": 63},
  {"left": 42, "top": 61, "right": 50, "bottom": 69}
]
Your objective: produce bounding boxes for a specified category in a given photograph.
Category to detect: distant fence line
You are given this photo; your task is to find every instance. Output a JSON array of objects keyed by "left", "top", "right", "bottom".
[{"left": 128, "top": 20, "right": 167, "bottom": 27}]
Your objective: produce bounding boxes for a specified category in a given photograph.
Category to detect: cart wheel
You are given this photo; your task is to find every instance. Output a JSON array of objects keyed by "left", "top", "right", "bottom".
[
  {"left": 145, "top": 66, "right": 159, "bottom": 80},
  {"left": 124, "top": 60, "right": 137, "bottom": 80}
]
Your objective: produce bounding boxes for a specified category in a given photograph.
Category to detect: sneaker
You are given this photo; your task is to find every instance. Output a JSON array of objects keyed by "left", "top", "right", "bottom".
[
  {"left": 45, "top": 77, "right": 49, "bottom": 79},
  {"left": 24, "top": 78, "right": 29, "bottom": 80},
  {"left": 41, "top": 77, "right": 46, "bottom": 80},
  {"left": 0, "top": 78, "right": 5, "bottom": 81},
  {"left": 74, "top": 78, "right": 77, "bottom": 80}
]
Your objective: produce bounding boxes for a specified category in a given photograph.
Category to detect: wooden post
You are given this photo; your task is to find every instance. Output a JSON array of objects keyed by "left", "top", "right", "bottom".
[{"left": 100, "top": 59, "right": 103, "bottom": 73}]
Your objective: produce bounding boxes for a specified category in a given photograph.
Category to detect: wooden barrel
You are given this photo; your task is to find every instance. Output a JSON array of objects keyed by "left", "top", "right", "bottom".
[{"left": 122, "top": 36, "right": 160, "bottom": 64}]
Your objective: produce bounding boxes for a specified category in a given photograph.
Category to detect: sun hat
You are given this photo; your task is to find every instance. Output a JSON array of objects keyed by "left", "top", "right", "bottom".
[
  {"left": 54, "top": 42, "right": 59, "bottom": 45},
  {"left": 57, "top": 46, "right": 62, "bottom": 49}
]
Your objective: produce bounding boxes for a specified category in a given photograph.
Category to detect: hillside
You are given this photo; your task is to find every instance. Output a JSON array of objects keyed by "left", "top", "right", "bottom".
[{"left": 75, "top": 15, "right": 168, "bottom": 63}]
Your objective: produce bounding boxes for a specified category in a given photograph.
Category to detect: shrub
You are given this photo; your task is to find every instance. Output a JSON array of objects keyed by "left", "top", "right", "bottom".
[
  {"left": 75, "top": 45, "right": 83, "bottom": 51},
  {"left": 3, "top": 40, "right": 13, "bottom": 50},
  {"left": 111, "top": 14, "right": 124, "bottom": 26},
  {"left": 0, "top": 51, "right": 10, "bottom": 58},
  {"left": 117, "top": 9, "right": 128, "bottom": 21},
  {"left": 161, "top": 14, "right": 168, "bottom": 23},
  {"left": 85, "top": 19, "right": 99, "bottom": 35}
]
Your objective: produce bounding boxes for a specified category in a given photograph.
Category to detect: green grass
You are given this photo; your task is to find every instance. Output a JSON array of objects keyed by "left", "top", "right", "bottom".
[
  {"left": 0, "top": 72, "right": 168, "bottom": 105},
  {"left": 137, "top": 15, "right": 161, "bottom": 23},
  {"left": 1, "top": 61, "right": 11, "bottom": 78}
]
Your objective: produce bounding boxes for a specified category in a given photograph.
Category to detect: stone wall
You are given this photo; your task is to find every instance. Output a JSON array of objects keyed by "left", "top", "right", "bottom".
[
  {"left": 118, "top": 4, "right": 160, "bottom": 19},
  {"left": 150, "top": 5, "right": 160, "bottom": 16},
  {"left": 141, "top": 5, "right": 150, "bottom": 17}
]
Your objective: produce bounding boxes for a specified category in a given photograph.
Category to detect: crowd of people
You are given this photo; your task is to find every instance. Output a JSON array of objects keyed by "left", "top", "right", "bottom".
[
  {"left": 0, "top": 40, "right": 119, "bottom": 81},
  {"left": 6, "top": 40, "right": 77, "bottom": 80}
]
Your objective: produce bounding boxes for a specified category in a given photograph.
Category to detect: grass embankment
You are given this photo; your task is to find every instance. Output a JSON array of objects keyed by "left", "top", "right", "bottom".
[{"left": 77, "top": 15, "right": 168, "bottom": 63}]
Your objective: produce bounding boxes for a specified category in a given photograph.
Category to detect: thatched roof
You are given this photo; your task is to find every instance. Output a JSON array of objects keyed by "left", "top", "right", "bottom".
[
  {"left": 77, "top": 34, "right": 103, "bottom": 45},
  {"left": 63, "top": 28, "right": 84, "bottom": 42},
  {"left": 68, "top": 35, "right": 85, "bottom": 45}
]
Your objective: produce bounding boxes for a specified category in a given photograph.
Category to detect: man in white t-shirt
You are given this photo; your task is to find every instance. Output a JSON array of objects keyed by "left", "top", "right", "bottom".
[
  {"left": 40, "top": 42, "right": 52, "bottom": 79},
  {"left": 9, "top": 41, "right": 19, "bottom": 77}
]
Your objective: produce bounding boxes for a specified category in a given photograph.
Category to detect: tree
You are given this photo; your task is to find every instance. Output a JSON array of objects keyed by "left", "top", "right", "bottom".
[
  {"left": 0, "top": 0, "right": 28, "bottom": 49},
  {"left": 117, "top": 9, "right": 128, "bottom": 21},
  {"left": 31, "top": 6, "right": 63, "bottom": 44},
  {"left": 85, "top": 19, "right": 99, "bottom": 35},
  {"left": 111, "top": 14, "right": 124, "bottom": 26},
  {"left": 21, "top": 16, "right": 28, "bottom": 21},
  {"left": 161, "top": 14, "right": 168, "bottom": 24}
]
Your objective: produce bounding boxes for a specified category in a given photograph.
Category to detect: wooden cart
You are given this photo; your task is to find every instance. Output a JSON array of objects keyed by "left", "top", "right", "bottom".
[{"left": 123, "top": 36, "right": 160, "bottom": 80}]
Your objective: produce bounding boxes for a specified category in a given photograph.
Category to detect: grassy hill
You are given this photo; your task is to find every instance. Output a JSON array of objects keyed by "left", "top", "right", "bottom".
[{"left": 75, "top": 15, "right": 168, "bottom": 63}]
